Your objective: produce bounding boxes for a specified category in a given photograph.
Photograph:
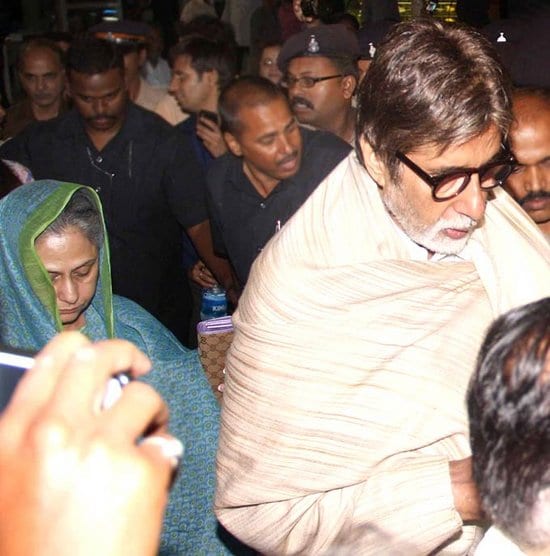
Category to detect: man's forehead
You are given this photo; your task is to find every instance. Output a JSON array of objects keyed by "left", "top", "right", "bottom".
[
  {"left": 69, "top": 68, "right": 124, "bottom": 88},
  {"left": 21, "top": 47, "right": 62, "bottom": 68},
  {"left": 238, "top": 100, "right": 292, "bottom": 132},
  {"left": 173, "top": 54, "right": 193, "bottom": 68},
  {"left": 288, "top": 56, "right": 337, "bottom": 73}
]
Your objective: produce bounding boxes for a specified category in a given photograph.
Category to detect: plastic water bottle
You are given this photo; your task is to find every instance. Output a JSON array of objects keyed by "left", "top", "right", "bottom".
[{"left": 200, "top": 285, "right": 228, "bottom": 321}]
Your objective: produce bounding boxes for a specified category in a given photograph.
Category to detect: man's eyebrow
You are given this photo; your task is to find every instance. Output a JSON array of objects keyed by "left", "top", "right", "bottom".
[
  {"left": 429, "top": 148, "right": 506, "bottom": 176},
  {"left": 257, "top": 131, "right": 277, "bottom": 142}
]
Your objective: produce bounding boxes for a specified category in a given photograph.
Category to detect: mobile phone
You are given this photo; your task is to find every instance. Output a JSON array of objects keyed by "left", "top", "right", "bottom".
[
  {"left": 0, "top": 345, "right": 130, "bottom": 414},
  {"left": 0, "top": 346, "right": 34, "bottom": 413},
  {"left": 198, "top": 109, "right": 219, "bottom": 126},
  {"left": 300, "top": 0, "right": 318, "bottom": 18}
]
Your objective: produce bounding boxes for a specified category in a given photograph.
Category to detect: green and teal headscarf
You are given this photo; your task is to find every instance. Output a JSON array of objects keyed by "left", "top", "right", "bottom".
[{"left": 0, "top": 180, "right": 114, "bottom": 348}]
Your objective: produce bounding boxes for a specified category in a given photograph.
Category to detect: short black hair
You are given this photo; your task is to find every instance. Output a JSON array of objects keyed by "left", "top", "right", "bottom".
[
  {"left": 468, "top": 297, "right": 550, "bottom": 550},
  {"left": 169, "top": 35, "right": 237, "bottom": 92},
  {"left": 218, "top": 75, "right": 288, "bottom": 135},
  {"left": 67, "top": 36, "right": 124, "bottom": 75}
]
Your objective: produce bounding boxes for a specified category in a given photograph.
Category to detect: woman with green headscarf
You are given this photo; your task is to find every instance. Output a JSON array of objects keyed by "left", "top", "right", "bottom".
[{"left": 0, "top": 180, "right": 234, "bottom": 554}]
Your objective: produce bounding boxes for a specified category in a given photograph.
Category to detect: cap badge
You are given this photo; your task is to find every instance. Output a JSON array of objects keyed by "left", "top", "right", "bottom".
[
  {"left": 368, "top": 42, "right": 376, "bottom": 58},
  {"left": 307, "top": 34, "right": 320, "bottom": 53}
]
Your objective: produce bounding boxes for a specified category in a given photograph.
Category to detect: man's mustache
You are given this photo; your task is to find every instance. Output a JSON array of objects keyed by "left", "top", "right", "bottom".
[
  {"left": 519, "top": 191, "right": 550, "bottom": 206},
  {"left": 291, "top": 96, "right": 314, "bottom": 110},
  {"left": 276, "top": 151, "right": 299, "bottom": 167}
]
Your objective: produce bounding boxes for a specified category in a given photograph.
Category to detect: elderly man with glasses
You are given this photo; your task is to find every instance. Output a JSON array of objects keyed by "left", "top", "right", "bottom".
[
  {"left": 214, "top": 19, "right": 550, "bottom": 555},
  {"left": 278, "top": 24, "right": 359, "bottom": 144}
]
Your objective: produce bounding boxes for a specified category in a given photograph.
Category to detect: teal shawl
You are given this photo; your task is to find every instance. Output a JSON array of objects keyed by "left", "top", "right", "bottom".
[{"left": 0, "top": 181, "right": 230, "bottom": 554}]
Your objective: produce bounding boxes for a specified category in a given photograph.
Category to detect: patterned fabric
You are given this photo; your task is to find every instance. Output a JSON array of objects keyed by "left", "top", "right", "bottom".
[
  {"left": 215, "top": 153, "right": 550, "bottom": 554},
  {"left": 198, "top": 330, "right": 234, "bottom": 402},
  {"left": 0, "top": 181, "right": 231, "bottom": 554}
]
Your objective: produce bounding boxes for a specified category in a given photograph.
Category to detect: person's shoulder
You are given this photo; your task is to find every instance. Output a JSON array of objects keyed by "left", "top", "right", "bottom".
[
  {"left": 300, "top": 126, "right": 351, "bottom": 152},
  {"left": 128, "top": 102, "right": 173, "bottom": 134},
  {"left": 298, "top": 127, "right": 352, "bottom": 179},
  {"left": 1, "top": 110, "right": 72, "bottom": 151},
  {"left": 174, "top": 113, "right": 197, "bottom": 136},
  {"left": 206, "top": 152, "right": 239, "bottom": 189},
  {"left": 113, "top": 295, "right": 182, "bottom": 351}
]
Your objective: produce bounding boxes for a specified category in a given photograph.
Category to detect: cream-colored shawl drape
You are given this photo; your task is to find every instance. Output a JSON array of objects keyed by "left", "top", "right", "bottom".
[{"left": 215, "top": 153, "right": 550, "bottom": 555}]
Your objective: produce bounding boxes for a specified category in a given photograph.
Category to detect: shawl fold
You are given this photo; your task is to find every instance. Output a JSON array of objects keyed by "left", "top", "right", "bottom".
[{"left": 215, "top": 154, "right": 550, "bottom": 555}]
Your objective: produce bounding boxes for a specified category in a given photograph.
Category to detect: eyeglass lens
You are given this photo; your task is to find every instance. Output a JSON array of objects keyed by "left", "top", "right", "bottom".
[{"left": 434, "top": 162, "right": 513, "bottom": 199}]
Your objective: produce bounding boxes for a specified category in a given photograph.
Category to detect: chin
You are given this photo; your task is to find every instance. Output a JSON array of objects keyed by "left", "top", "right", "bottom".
[{"left": 424, "top": 233, "right": 473, "bottom": 256}]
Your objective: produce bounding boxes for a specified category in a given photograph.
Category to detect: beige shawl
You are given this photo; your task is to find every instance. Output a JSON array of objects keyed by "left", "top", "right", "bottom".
[{"left": 215, "top": 153, "right": 550, "bottom": 555}]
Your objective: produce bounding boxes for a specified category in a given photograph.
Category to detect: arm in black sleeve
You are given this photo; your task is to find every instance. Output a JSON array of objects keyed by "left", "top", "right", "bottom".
[{"left": 0, "top": 132, "right": 31, "bottom": 168}]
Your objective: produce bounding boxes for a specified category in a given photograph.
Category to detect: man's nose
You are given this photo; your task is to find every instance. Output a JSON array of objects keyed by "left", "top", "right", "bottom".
[
  {"left": 91, "top": 98, "right": 107, "bottom": 115},
  {"left": 36, "top": 76, "right": 47, "bottom": 90},
  {"left": 168, "top": 75, "right": 178, "bottom": 94},
  {"left": 523, "top": 165, "right": 547, "bottom": 193},
  {"left": 454, "top": 174, "right": 487, "bottom": 222},
  {"left": 277, "top": 135, "right": 293, "bottom": 155}
]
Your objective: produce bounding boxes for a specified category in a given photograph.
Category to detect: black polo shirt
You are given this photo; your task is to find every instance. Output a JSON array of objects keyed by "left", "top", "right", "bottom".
[
  {"left": 206, "top": 127, "right": 351, "bottom": 285},
  {"left": 0, "top": 103, "right": 208, "bottom": 345}
]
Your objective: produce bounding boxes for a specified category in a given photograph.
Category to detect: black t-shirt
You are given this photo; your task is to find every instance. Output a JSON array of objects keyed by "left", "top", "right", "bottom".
[
  {"left": 206, "top": 127, "right": 351, "bottom": 285},
  {"left": 0, "top": 103, "right": 208, "bottom": 344}
]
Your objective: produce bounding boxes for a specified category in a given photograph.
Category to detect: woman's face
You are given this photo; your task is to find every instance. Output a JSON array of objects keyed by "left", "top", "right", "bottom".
[
  {"left": 259, "top": 45, "right": 283, "bottom": 85},
  {"left": 35, "top": 226, "right": 99, "bottom": 331}
]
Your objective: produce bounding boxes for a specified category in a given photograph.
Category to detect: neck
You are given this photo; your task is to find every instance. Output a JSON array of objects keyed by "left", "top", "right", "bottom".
[
  {"left": 32, "top": 99, "right": 62, "bottom": 121},
  {"left": 323, "top": 106, "right": 355, "bottom": 144},
  {"left": 127, "top": 76, "right": 141, "bottom": 102},
  {"left": 243, "top": 162, "right": 279, "bottom": 198},
  {"left": 200, "top": 92, "right": 219, "bottom": 114},
  {"left": 85, "top": 120, "right": 124, "bottom": 152}
]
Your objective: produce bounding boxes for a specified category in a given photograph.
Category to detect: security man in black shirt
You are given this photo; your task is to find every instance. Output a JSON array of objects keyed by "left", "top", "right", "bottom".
[
  {"left": 0, "top": 36, "right": 233, "bottom": 345},
  {"left": 207, "top": 76, "right": 351, "bottom": 286}
]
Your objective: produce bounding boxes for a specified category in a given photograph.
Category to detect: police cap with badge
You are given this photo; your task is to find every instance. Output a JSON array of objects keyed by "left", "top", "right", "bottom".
[
  {"left": 89, "top": 20, "right": 151, "bottom": 54},
  {"left": 277, "top": 24, "right": 360, "bottom": 72}
]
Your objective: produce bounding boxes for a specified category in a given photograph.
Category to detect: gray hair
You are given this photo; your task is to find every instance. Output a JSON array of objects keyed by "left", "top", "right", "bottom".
[{"left": 38, "top": 190, "right": 103, "bottom": 249}]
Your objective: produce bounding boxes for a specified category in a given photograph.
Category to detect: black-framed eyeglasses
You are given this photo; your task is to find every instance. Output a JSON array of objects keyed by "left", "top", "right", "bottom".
[
  {"left": 281, "top": 74, "right": 343, "bottom": 89},
  {"left": 395, "top": 149, "right": 517, "bottom": 202}
]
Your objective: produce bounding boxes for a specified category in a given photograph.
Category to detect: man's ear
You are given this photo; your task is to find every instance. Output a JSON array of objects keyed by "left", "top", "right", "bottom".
[
  {"left": 204, "top": 68, "right": 218, "bottom": 88},
  {"left": 359, "top": 136, "right": 389, "bottom": 188},
  {"left": 341, "top": 74, "right": 357, "bottom": 100},
  {"left": 224, "top": 132, "right": 242, "bottom": 157}
]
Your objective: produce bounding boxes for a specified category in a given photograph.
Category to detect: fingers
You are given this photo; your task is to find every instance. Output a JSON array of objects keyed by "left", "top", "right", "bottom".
[
  {"left": 192, "top": 261, "right": 217, "bottom": 287},
  {"left": 5, "top": 332, "right": 91, "bottom": 421},
  {"left": 48, "top": 338, "right": 152, "bottom": 419},
  {"left": 105, "top": 381, "right": 169, "bottom": 442}
]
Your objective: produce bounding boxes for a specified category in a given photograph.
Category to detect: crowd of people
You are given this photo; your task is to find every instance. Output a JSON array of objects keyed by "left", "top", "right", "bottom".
[{"left": 0, "top": 1, "right": 550, "bottom": 555}]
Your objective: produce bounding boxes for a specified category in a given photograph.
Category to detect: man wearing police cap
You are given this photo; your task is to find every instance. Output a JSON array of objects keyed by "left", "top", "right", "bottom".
[
  {"left": 90, "top": 20, "right": 165, "bottom": 112},
  {"left": 0, "top": 36, "right": 235, "bottom": 346},
  {"left": 279, "top": 24, "right": 359, "bottom": 144}
]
